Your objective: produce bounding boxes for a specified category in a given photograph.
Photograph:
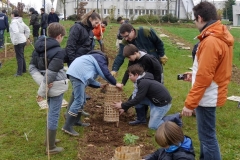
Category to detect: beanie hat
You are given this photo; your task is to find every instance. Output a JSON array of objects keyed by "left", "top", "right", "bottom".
[{"left": 29, "top": 8, "right": 35, "bottom": 12}]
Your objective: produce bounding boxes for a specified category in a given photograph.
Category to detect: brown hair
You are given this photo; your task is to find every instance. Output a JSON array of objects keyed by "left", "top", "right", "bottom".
[
  {"left": 123, "top": 44, "right": 139, "bottom": 57},
  {"left": 48, "top": 23, "right": 66, "bottom": 38},
  {"left": 81, "top": 10, "right": 101, "bottom": 26},
  {"left": 127, "top": 64, "right": 144, "bottom": 75},
  {"left": 155, "top": 121, "right": 184, "bottom": 148},
  {"left": 193, "top": 1, "right": 218, "bottom": 22}
]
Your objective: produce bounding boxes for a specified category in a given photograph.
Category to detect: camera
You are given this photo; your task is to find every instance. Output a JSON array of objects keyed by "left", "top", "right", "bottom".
[{"left": 177, "top": 74, "right": 187, "bottom": 80}]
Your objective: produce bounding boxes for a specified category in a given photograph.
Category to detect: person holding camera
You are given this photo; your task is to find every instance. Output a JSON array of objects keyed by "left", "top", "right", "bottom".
[{"left": 181, "top": 2, "right": 233, "bottom": 160}]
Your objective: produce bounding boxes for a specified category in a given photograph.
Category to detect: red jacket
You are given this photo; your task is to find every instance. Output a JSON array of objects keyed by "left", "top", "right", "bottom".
[{"left": 93, "top": 25, "right": 105, "bottom": 40}]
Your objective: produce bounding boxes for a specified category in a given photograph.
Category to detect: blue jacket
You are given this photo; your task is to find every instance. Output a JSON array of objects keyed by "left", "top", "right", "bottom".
[
  {"left": 0, "top": 13, "right": 9, "bottom": 31},
  {"left": 144, "top": 136, "right": 195, "bottom": 160},
  {"left": 67, "top": 51, "right": 116, "bottom": 87},
  {"left": 112, "top": 26, "right": 165, "bottom": 71}
]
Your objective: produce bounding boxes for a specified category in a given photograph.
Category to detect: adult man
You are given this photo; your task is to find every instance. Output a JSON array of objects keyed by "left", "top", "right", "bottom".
[
  {"left": 111, "top": 23, "right": 168, "bottom": 125},
  {"left": 40, "top": 8, "right": 48, "bottom": 36},
  {"left": 181, "top": 2, "right": 234, "bottom": 160},
  {"left": 48, "top": 8, "right": 59, "bottom": 24},
  {"left": 116, "top": 17, "right": 129, "bottom": 49},
  {"left": 29, "top": 8, "right": 40, "bottom": 43},
  {"left": 0, "top": 9, "right": 9, "bottom": 48}
]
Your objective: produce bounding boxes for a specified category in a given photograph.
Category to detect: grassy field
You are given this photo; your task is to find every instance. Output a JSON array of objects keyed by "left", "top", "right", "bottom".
[{"left": 0, "top": 20, "right": 240, "bottom": 159}]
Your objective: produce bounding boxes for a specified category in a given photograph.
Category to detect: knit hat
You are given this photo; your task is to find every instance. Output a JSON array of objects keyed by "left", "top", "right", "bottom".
[{"left": 29, "top": 8, "right": 35, "bottom": 12}]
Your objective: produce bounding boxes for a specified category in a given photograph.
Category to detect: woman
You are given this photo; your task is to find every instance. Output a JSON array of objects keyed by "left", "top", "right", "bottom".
[
  {"left": 9, "top": 10, "right": 30, "bottom": 77},
  {"left": 64, "top": 10, "right": 101, "bottom": 125}
]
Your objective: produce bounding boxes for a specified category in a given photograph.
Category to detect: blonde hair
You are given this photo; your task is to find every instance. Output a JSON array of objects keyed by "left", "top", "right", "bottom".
[
  {"left": 155, "top": 121, "right": 184, "bottom": 148},
  {"left": 81, "top": 10, "right": 101, "bottom": 26}
]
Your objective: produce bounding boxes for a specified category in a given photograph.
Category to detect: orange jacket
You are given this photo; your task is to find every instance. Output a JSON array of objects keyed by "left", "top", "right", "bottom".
[
  {"left": 185, "top": 20, "right": 234, "bottom": 110},
  {"left": 93, "top": 25, "right": 105, "bottom": 40}
]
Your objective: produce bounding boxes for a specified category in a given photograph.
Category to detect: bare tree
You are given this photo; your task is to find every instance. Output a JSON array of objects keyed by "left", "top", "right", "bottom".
[
  {"left": 77, "top": 2, "right": 88, "bottom": 20},
  {"left": 59, "top": 0, "right": 66, "bottom": 20},
  {"left": 17, "top": 2, "right": 25, "bottom": 17}
]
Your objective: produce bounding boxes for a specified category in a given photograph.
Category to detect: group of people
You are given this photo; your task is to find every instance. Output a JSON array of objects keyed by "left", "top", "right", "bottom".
[
  {"left": 2, "top": 1, "right": 234, "bottom": 159},
  {"left": 0, "top": 7, "right": 60, "bottom": 76}
]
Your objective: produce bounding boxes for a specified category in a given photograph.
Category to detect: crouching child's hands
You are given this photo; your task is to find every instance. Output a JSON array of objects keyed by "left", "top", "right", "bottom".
[{"left": 112, "top": 101, "right": 125, "bottom": 115}]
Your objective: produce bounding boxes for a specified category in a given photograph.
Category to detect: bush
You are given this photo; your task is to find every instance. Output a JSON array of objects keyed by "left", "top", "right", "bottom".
[
  {"left": 135, "top": 15, "right": 160, "bottom": 24},
  {"left": 161, "top": 14, "right": 178, "bottom": 23},
  {"left": 67, "top": 14, "right": 78, "bottom": 21}
]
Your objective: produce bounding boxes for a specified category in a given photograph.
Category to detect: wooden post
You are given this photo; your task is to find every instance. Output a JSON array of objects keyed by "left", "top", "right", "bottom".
[{"left": 4, "top": 35, "right": 7, "bottom": 58}]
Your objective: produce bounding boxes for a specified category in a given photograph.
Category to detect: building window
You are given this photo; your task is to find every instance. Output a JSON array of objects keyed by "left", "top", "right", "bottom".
[
  {"left": 135, "top": 9, "right": 138, "bottom": 15},
  {"left": 118, "top": 9, "right": 120, "bottom": 14},
  {"left": 104, "top": 9, "right": 107, "bottom": 14},
  {"left": 146, "top": 10, "right": 149, "bottom": 14},
  {"left": 162, "top": 10, "right": 165, "bottom": 15},
  {"left": 129, "top": 9, "right": 133, "bottom": 15},
  {"left": 142, "top": 10, "right": 145, "bottom": 14}
]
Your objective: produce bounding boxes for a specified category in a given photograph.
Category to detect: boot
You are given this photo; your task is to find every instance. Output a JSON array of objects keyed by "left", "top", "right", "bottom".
[
  {"left": 129, "top": 107, "right": 147, "bottom": 125},
  {"left": 62, "top": 113, "right": 79, "bottom": 136},
  {"left": 162, "top": 113, "right": 182, "bottom": 127},
  {"left": 75, "top": 112, "right": 90, "bottom": 127},
  {"left": 64, "top": 95, "right": 74, "bottom": 120},
  {"left": 81, "top": 110, "right": 90, "bottom": 117},
  {"left": 45, "top": 129, "right": 64, "bottom": 155}
]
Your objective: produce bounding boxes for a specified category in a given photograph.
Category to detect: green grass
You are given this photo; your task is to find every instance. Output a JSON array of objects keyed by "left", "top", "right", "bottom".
[{"left": 1, "top": 20, "right": 240, "bottom": 159}]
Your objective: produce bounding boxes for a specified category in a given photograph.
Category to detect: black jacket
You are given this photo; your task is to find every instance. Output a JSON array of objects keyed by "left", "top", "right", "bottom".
[
  {"left": 121, "top": 72, "right": 172, "bottom": 111},
  {"left": 65, "top": 22, "right": 94, "bottom": 65},
  {"left": 40, "top": 13, "right": 48, "bottom": 28},
  {"left": 48, "top": 13, "right": 59, "bottom": 24},
  {"left": 0, "top": 13, "right": 9, "bottom": 31},
  {"left": 30, "top": 11, "right": 40, "bottom": 26},
  {"left": 122, "top": 51, "right": 162, "bottom": 85},
  {"left": 30, "top": 36, "right": 65, "bottom": 84}
]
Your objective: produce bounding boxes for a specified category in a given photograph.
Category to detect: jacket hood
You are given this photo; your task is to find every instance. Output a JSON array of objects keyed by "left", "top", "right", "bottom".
[
  {"left": 181, "top": 136, "right": 193, "bottom": 151},
  {"left": 35, "top": 37, "right": 60, "bottom": 53},
  {"left": 197, "top": 20, "right": 234, "bottom": 47},
  {"left": 139, "top": 72, "right": 154, "bottom": 81},
  {"left": 12, "top": 17, "right": 23, "bottom": 23}
]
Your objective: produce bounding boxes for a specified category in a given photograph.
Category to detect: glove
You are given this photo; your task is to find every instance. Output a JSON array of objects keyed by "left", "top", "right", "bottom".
[
  {"left": 111, "top": 71, "right": 117, "bottom": 77},
  {"left": 160, "top": 55, "right": 168, "bottom": 65}
]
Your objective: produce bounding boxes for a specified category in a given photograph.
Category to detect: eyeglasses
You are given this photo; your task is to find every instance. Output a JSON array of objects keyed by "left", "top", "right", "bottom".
[{"left": 122, "top": 32, "right": 130, "bottom": 39}]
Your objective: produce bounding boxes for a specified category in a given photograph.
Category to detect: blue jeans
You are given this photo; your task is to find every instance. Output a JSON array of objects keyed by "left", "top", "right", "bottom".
[
  {"left": 196, "top": 106, "right": 221, "bottom": 160},
  {"left": 0, "top": 30, "right": 4, "bottom": 47},
  {"left": 47, "top": 93, "right": 64, "bottom": 130},
  {"left": 68, "top": 75, "right": 86, "bottom": 116},
  {"left": 135, "top": 97, "right": 171, "bottom": 130}
]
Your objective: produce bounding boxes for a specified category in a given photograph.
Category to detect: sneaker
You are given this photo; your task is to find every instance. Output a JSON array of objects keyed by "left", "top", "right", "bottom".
[{"left": 129, "top": 120, "right": 147, "bottom": 125}]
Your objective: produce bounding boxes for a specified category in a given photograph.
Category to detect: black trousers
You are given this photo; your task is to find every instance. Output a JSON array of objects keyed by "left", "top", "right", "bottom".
[
  {"left": 40, "top": 27, "right": 47, "bottom": 36},
  {"left": 14, "top": 42, "right": 26, "bottom": 75},
  {"left": 32, "top": 25, "right": 40, "bottom": 37}
]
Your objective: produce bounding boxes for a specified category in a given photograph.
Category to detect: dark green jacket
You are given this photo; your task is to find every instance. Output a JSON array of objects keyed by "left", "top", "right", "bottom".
[{"left": 112, "top": 26, "right": 165, "bottom": 71}]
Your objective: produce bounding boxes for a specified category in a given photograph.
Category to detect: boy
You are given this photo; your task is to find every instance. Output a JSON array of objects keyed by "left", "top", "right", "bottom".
[
  {"left": 29, "top": 23, "right": 67, "bottom": 154},
  {"left": 122, "top": 44, "right": 163, "bottom": 125},
  {"left": 92, "top": 20, "right": 107, "bottom": 51},
  {"left": 112, "top": 64, "right": 172, "bottom": 130},
  {"left": 144, "top": 121, "right": 195, "bottom": 159}
]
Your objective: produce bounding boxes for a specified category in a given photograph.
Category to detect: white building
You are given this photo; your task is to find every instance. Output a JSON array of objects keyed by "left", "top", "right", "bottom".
[{"left": 56, "top": 0, "right": 195, "bottom": 20}]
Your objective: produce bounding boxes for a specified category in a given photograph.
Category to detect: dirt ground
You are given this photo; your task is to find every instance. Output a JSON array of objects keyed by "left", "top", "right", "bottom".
[{"left": 0, "top": 45, "right": 15, "bottom": 62}]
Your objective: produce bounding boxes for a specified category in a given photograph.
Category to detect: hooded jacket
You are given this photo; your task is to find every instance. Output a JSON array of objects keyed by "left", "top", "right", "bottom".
[
  {"left": 144, "top": 136, "right": 195, "bottom": 160},
  {"left": 0, "top": 13, "right": 9, "bottom": 31},
  {"left": 112, "top": 26, "right": 165, "bottom": 72},
  {"left": 66, "top": 50, "right": 116, "bottom": 88},
  {"left": 93, "top": 24, "right": 105, "bottom": 40},
  {"left": 9, "top": 17, "right": 30, "bottom": 45},
  {"left": 185, "top": 20, "right": 234, "bottom": 110},
  {"left": 121, "top": 72, "right": 171, "bottom": 111},
  {"left": 40, "top": 12, "right": 48, "bottom": 28},
  {"left": 30, "top": 10, "right": 40, "bottom": 26},
  {"left": 29, "top": 36, "right": 68, "bottom": 98},
  {"left": 65, "top": 22, "right": 94, "bottom": 64}
]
